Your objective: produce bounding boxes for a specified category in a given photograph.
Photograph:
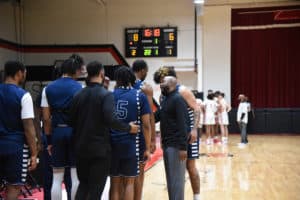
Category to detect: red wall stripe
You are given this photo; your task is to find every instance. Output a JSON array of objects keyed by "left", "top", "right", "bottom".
[{"left": 0, "top": 41, "right": 126, "bottom": 65}]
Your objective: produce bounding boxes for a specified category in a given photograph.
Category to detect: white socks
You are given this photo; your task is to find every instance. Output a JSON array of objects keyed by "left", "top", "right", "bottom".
[
  {"left": 71, "top": 168, "right": 79, "bottom": 200},
  {"left": 194, "top": 194, "right": 200, "bottom": 200},
  {"left": 52, "top": 170, "right": 64, "bottom": 200},
  {"left": 51, "top": 168, "right": 79, "bottom": 200}
]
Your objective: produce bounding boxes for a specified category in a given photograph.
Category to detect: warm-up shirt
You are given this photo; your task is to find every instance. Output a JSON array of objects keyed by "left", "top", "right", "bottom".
[
  {"left": 237, "top": 102, "right": 248, "bottom": 124},
  {"left": 41, "top": 77, "right": 82, "bottom": 127},
  {"left": 69, "top": 82, "right": 131, "bottom": 158},
  {"left": 111, "top": 87, "right": 151, "bottom": 158},
  {"left": 132, "top": 80, "right": 147, "bottom": 143},
  {"left": 133, "top": 79, "right": 144, "bottom": 91},
  {"left": 155, "top": 91, "right": 189, "bottom": 151},
  {"left": 203, "top": 99, "right": 218, "bottom": 117},
  {"left": 111, "top": 87, "right": 151, "bottom": 144},
  {"left": 0, "top": 84, "right": 34, "bottom": 154}
]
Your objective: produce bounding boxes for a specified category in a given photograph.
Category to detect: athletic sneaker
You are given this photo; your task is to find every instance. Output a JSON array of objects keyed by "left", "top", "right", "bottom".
[
  {"left": 237, "top": 143, "right": 247, "bottom": 148},
  {"left": 206, "top": 139, "right": 212, "bottom": 145},
  {"left": 224, "top": 137, "right": 229, "bottom": 144}
]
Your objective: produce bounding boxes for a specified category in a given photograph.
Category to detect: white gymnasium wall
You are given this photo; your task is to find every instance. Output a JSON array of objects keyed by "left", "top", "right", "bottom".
[
  {"left": 0, "top": 2, "right": 18, "bottom": 68},
  {"left": 0, "top": 2, "right": 17, "bottom": 42},
  {"left": 202, "top": 5, "right": 231, "bottom": 102},
  {"left": 23, "top": 0, "right": 200, "bottom": 99},
  {"left": 0, "top": 48, "right": 18, "bottom": 69}
]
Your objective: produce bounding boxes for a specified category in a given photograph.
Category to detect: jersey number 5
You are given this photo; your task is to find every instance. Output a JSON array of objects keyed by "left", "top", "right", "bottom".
[{"left": 116, "top": 100, "right": 128, "bottom": 119}]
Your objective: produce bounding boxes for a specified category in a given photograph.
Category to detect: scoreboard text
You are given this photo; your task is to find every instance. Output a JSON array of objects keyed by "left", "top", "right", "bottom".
[{"left": 125, "top": 27, "right": 177, "bottom": 57}]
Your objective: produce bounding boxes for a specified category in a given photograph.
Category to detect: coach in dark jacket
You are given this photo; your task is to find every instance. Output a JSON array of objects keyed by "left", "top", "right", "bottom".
[
  {"left": 155, "top": 76, "right": 189, "bottom": 200},
  {"left": 69, "top": 61, "right": 139, "bottom": 200}
]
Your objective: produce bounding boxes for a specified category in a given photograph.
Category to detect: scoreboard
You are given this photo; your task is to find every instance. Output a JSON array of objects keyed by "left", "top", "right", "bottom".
[{"left": 125, "top": 27, "right": 177, "bottom": 57}]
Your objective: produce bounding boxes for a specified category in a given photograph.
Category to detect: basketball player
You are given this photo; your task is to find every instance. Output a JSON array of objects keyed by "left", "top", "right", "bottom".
[
  {"left": 41, "top": 58, "right": 83, "bottom": 199},
  {"left": 110, "top": 66, "right": 151, "bottom": 200},
  {"left": 203, "top": 93, "right": 218, "bottom": 145},
  {"left": 217, "top": 93, "right": 231, "bottom": 144},
  {"left": 213, "top": 91, "right": 221, "bottom": 141},
  {"left": 154, "top": 67, "right": 201, "bottom": 200},
  {"left": 131, "top": 59, "right": 156, "bottom": 200},
  {"left": 0, "top": 61, "right": 38, "bottom": 200},
  {"left": 40, "top": 54, "right": 83, "bottom": 200},
  {"left": 154, "top": 76, "right": 189, "bottom": 200}
]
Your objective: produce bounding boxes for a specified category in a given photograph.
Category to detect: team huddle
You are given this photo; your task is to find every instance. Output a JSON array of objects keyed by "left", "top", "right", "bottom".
[
  {"left": 0, "top": 57, "right": 203, "bottom": 200},
  {"left": 197, "top": 90, "right": 231, "bottom": 145}
]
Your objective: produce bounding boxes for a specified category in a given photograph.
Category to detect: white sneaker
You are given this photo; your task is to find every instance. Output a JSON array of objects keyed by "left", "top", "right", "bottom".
[
  {"left": 221, "top": 137, "right": 227, "bottom": 144},
  {"left": 206, "top": 139, "right": 211, "bottom": 145},
  {"left": 237, "top": 143, "right": 246, "bottom": 148}
]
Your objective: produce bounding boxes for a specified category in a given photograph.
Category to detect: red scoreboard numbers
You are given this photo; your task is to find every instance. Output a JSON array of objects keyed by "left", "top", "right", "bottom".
[{"left": 143, "top": 28, "right": 161, "bottom": 37}]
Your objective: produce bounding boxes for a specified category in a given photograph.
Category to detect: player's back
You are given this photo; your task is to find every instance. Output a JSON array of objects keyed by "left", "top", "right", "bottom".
[
  {"left": 133, "top": 80, "right": 144, "bottom": 90},
  {"left": 0, "top": 84, "right": 27, "bottom": 152},
  {"left": 45, "top": 77, "right": 82, "bottom": 126},
  {"left": 204, "top": 99, "right": 217, "bottom": 116},
  {"left": 111, "top": 88, "right": 140, "bottom": 143}
]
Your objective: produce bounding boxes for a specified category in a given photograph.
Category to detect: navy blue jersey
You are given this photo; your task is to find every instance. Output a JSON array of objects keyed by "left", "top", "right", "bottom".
[
  {"left": 111, "top": 88, "right": 151, "bottom": 144},
  {"left": 0, "top": 84, "right": 27, "bottom": 153},
  {"left": 133, "top": 79, "right": 144, "bottom": 90},
  {"left": 45, "top": 77, "right": 82, "bottom": 127}
]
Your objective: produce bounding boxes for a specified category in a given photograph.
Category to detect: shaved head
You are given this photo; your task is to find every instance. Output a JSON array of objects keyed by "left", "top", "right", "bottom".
[
  {"left": 160, "top": 76, "right": 177, "bottom": 96},
  {"left": 163, "top": 76, "right": 177, "bottom": 88}
]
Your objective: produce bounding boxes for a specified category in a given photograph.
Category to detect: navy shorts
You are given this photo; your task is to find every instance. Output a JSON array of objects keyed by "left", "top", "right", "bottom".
[
  {"left": 187, "top": 138, "right": 199, "bottom": 159},
  {"left": 110, "top": 141, "right": 139, "bottom": 177},
  {"left": 0, "top": 144, "right": 29, "bottom": 185},
  {"left": 51, "top": 127, "right": 75, "bottom": 168}
]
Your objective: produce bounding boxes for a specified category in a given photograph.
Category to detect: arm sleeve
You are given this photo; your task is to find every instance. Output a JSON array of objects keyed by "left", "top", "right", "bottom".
[
  {"left": 41, "top": 87, "right": 49, "bottom": 107},
  {"left": 21, "top": 93, "right": 35, "bottom": 119},
  {"left": 103, "top": 93, "right": 131, "bottom": 132},
  {"left": 175, "top": 96, "right": 188, "bottom": 151}
]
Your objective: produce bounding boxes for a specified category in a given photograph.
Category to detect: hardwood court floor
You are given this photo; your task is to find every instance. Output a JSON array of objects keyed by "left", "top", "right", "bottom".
[{"left": 143, "top": 134, "right": 300, "bottom": 200}]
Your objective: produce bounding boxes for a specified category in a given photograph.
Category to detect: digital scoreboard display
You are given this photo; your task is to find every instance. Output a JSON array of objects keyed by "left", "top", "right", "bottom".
[{"left": 125, "top": 27, "right": 177, "bottom": 57}]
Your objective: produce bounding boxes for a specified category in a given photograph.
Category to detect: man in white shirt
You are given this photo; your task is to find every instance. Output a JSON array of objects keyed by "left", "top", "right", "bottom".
[{"left": 237, "top": 94, "right": 248, "bottom": 147}]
